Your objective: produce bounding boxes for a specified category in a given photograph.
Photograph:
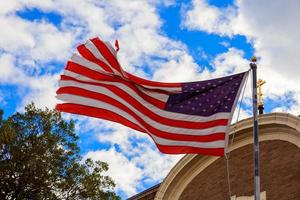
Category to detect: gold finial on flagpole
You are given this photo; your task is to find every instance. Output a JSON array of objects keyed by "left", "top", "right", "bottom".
[
  {"left": 257, "top": 79, "right": 266, "bottom": 114},
  {"left": 251, "top": 56, "right": 257, "bottom": 63}
]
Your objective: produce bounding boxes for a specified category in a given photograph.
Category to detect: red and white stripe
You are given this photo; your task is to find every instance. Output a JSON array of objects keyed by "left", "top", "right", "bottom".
[{"left": 56, "top": 37, "right": 238, "bottom": 156}]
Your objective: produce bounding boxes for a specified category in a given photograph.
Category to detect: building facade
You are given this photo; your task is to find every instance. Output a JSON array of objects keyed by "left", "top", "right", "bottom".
[{"left": 128, "top": 113, "right": 300, "bottom": 200}]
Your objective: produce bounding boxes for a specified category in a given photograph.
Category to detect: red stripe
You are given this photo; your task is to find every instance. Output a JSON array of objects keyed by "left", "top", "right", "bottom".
[
  {"left": 57, "top": 103, "right": 225, "bottom": 156},
  {"left": 56, "top": 103, "right": 146, "bottom": 133},
  {"left": 90, "top": 38, "right": 123, "bottom": 75},
  {"left": 65, "top": 61, "right": 168, "bottom": 96},
  {"left": 65, "top": 61, "right": 177, "bottom": 95},
  {"left": 77, "top": 44, "right": 114, "bottom": 73},
  {"left": 61, "top": 69, "right": 166, "bottom": 109},
  {"left": 156, "top": 144, "right": 224, "bottom": 156},
  {"left": 54, "top": 38, "right": 247, "bottom": 156},
  {"left": 58, "top": 79, "right": 228, "bottom": 129},
  {"left": 87, "top": 38, "right": 180, "bottom": 88},
  {"left": 57, "top": 87, "right": 226, "bottom": 142},
  {"left": 125, "top": 72, "right": 181, "bottom": 88},
  {"left": 65, "top": 61, "right": 113, "bottom": 81},
  {"left": 130, "top": 83, "right": 174, "bottom": 95}
]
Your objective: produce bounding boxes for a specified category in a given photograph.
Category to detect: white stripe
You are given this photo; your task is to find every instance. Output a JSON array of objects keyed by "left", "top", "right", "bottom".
[
  {"left": 138, "top": 84, "right": 182, "bottom": 93},
  {"left": 57, "top": 96, "right": 224, "bottom": 149},
  {"left": 57, "top": 93, "right": 228, "bottom": 136},
  {"left": 64, "top": 70, "right": 169, "bottom": 102},
  {"left": 60, "top": 74, "right": 231, "bottom": 122},
  {"left": 70, "top": 53, "right": 180, "bottom": 93},
  {"left": 151, "top": 134, "right": 225, "bottom": 148},
  {"left": 70, "top": 53, "right": 112, "bottom": 76},
  {"left": 136, "top": 85, "right": 169, "bottom": 101},
  {"left": 85, "top": 40, "right": 121, "bottom": 76},
  {"left": 64, "top": 70, "right": 90, "bottom": 81},
  {"left": 104, "top": 41, "right": 117, "bottom": 57}
]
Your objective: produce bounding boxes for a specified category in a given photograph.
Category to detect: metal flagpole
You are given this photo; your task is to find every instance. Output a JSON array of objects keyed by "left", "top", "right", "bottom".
[{"left": 250, "top": 57, "right": 260, "bottom": 200}]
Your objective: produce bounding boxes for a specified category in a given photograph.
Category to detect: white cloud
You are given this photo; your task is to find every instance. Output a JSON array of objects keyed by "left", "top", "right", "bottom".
[
  {"left": 182, "top": 0, "right": 236, "bottom": 36},
  {"left": 0, "top": 15, "right": 74, "bottom": 63},
  {"left": 1, "top": 2, "right": 194, "bottom": 196},
  {"left": 84, "top": 137, "right": 182, "bottom": 197},
  {"left": 0, "top": 54, "right": 21, "bottom": 83},
  {"left": 207, "top": 48, "right": 249, "bottom": 77},
  {"left": 77, "top": 117, "right": 182, "bottom": 197},
  {"left": 96, "top": 123, "right": 183, "bottom": 183},
  {"left": 0, "top": 16, "right": 34, "bottom": 53},
  {"left": 182, "top": 0, "right": 300, "bottom": 114},
  {"left": 0, "top": 2, "right": 76, "bottom": 110},
  {"left": 82, "top": 120, "right": 182, "bottom": 196},
  {"left": 0, "top": 52, "right": 59, "bottom": 109},
  {"left": 97, "top": 123, "right": 144, "bottom": 153},
  {"left": 0, "top": 0, "right": 202, "bottom": 110},
  {"left": 3, "top": 0, "right": 283, "bottom": 197},
  {"left": 152, "top": 53, "right": 199, "bottom": 82},
  {"left": 19, "top": 74, "right": 59, "bottom": 109},
  {"left": 131, "top": 145, "right": 182, "bottom": 182},
  {"left": 84, "top": 148, "right": 143, "bottom": 196}
]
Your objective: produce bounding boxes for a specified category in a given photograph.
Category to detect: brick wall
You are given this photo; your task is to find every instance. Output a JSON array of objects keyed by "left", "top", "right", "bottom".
[
  {"left": 179, "top": 140, "right": 300, "bottom": 200},
  {"left": 127, "top": 184, "right": 160, "bottom": 200}
]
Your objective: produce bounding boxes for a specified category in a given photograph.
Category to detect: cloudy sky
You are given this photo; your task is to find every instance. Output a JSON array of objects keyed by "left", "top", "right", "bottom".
[{"left": 1, "top": 0, "right": 299, "bottom": 198}]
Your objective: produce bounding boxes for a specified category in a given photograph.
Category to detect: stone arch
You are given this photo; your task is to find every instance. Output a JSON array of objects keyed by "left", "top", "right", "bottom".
[{"left": 155, "top": 113, "right": 300, "bottom": 200}]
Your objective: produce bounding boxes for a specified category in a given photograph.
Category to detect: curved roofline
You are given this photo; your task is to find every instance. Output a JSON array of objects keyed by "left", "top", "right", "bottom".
[{"left": 155, "top": 112, "right": 300, "bottom": 200}]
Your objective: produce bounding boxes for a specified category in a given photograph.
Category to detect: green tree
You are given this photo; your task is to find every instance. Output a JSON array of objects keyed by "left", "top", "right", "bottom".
[{"left": 0, "top": 103, "right": 120, "bottom": 200}]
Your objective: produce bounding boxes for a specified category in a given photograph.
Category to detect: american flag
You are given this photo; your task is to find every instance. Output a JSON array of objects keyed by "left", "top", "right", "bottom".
[{"left": 56, "top": 37, "right": 248, "bottom": 156}]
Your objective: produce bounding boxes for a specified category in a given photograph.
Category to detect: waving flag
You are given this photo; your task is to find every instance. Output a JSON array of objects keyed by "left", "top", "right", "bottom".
[{"left": 56, "top": 37, "right": 248, "bottom": 156}]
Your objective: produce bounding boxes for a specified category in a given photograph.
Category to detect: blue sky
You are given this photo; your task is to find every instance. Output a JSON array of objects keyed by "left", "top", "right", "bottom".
[{"left": 1, "top": 0, "right": 299, "bottom": 199}]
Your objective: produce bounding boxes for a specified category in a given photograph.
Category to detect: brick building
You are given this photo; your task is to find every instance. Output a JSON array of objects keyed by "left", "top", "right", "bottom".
[{"left": 128, "top": 113, "right": 300, "bottom": 200}]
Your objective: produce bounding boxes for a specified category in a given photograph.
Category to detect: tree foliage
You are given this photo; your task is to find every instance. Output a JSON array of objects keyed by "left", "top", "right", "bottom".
[{"left": 0, "top": 103, "right": 120, "bottom": 200}]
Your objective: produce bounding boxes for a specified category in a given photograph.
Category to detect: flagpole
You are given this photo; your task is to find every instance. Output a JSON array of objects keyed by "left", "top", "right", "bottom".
[{"left": 250, "top": 57, "right": 260, "bottom": 200}]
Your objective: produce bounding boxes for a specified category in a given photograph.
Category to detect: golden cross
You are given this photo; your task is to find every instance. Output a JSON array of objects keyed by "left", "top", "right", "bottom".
[{"left": 257, "top": 79, "right": 266, "bottom": 106}]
